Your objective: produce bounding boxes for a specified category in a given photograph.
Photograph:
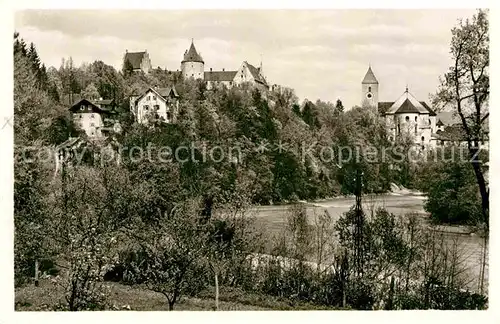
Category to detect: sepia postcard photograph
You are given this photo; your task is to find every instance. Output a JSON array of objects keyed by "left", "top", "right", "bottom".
[{"left": 4, "top": 3, "right": 496, "bottom": 319}]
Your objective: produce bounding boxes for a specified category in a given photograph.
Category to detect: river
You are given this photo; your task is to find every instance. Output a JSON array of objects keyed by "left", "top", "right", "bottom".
[{"left": 252, "top": 193, "right": 488, "bottom": 294}]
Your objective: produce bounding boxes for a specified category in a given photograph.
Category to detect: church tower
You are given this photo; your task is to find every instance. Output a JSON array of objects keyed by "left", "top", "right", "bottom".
[
  {"left": 361, "top": 66, "right": 379, "bottom": 109},
  {"left": 181, "top": 39, "right": 204, "bottom": 80}
]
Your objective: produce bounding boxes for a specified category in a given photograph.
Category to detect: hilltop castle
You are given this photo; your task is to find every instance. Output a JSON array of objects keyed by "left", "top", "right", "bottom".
[
  {"left": 180, "top": 39, "right": 269, "bottom": 90},
  {"left": 122, "top": 40, "right": 269, "bottom": 91}
]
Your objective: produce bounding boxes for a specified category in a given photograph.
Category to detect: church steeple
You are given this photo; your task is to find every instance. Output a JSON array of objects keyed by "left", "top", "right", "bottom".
[
  {"left": 361, "top": 65, "right": 379, "bottom": 109},
  {"left": 362, "top": 66, "right": 379, "bottom": 84}
]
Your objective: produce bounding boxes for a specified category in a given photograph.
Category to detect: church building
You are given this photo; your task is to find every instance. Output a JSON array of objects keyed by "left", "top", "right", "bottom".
[{"left": 360, "top": 66, "right": 438, "bottom": 147}]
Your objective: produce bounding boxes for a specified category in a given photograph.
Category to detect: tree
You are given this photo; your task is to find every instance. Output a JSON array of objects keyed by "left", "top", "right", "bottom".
[
  {"left": 433, "top": 9, "right": 489, "bottom": 227},
  {"left": 82, "top": 83, "right": 100, "bottom": 100},
  {"left": 301, "top": 100, "right": 320, "bottom": 129},
  {"left": 126, "top": 199, "right": 209, "bottom": 310},
  {"left": 335, "top": 99, "right": 344, "bottom": 114},
  {"left": 433, "top": 10, "right": 489, "bottom": 295},
  {"left": 48, "top": 165, "right": 127, "bottom": 310}
]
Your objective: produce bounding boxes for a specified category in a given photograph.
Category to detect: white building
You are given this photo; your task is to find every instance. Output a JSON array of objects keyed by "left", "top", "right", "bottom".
[
  {"left": 130, "top": 86, "right": 180, "bottom": 124},
  {"left": 360, "top": 66, "right": 438, "bottom": 147},
  {"left": 181, "top": 40, "right": 269, "bottom": 91},
  {"left": 70, "top": 98, "right": 120, "bottom": 138}
]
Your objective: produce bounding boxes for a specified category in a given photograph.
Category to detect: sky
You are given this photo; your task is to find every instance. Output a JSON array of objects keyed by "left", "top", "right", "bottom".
[{"left": 14, "top": 9, "right": 477, "bottom": 108}]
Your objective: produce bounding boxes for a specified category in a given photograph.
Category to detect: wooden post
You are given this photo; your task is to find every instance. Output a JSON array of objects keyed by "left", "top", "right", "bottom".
[
  {"left": 34, "top": 260, "right": 39, "bottom": 287},
  {"left": 215, "top": 272, "right": 219, "bottom": 311}
]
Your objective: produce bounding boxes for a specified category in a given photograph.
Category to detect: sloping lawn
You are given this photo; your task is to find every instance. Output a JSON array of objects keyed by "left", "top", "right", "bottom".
[{"left": 15, "top": 278, "right": 342, "bottom": 311}]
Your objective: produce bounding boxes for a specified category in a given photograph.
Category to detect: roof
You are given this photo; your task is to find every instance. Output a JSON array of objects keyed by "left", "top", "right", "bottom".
[
  {"left": 124, "top": 51, "right": 146, "bottom": 70},
  {"left": 182, "top": 41, "right": 204, "bottom": 63},
  {"left": 135, "top": 86, "right": 179, "bottom": 104},
  {"left": 94, "top": 99, "right": 114, "bottom": 106},
  {"left": 385, "top": 90, "right": 429, "bottom": 115},
  {"left": 204, "top": 70, "right": 237, "bottom": 82},
  {"left": 69, "top": 98, "right": 114, "bottom": 114},
  {"left": 436, "top": 111, "right": 460, "bottom": 126},
  {"left": 245, "top": 61, "right": 267, "bottom": 85},
  {"left": 56, "top": 137, "right": 82, "bottom": 150},
  {"left": 420, "top": 101, "right": 437, "bottom": 116},
  {"left": 378, "top": 102, "right": 394, "bottom": 115},
  {"left": 362, "top": 66, "right": 379, "bottom": 84},
  {"left": 395, "top": 99, "right": 421, "bottom": 114},
  {"left": 62, "top": 93, "right": 83, "bottom": 106}
]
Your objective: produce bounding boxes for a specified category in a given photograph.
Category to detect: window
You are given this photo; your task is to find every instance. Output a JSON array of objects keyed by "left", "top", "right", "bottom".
[
  {"left": 415, "top": 124, "right": 417, "bottom": 135},
  {"left": 153, "top": 95, "right": 156, "bottom": 100},
  {"left": 429, "top": 119, "right": 431, "bottom": 125},
  {"left": 368, "top": 86, "right": 372, "bottom": 92},
  {"left": 415, "top": 116, "right": 417, "bottom": 122},
  {"left": 80, "top": 105, "right": 85, "bottom": 111},
  {"left": 441, "top": 140, "right": 445, "bottom": 146},
  {"left": 154, "top": 105, "right": 160, "bottom": 111},
  {"left": 90, "top": 123, "right": 95, "bottom": 127},
  {"left": 91, "top": 114, "right": 95, "bottom": 118},
  {"left": 405, "top": 116, "right": 410, "bottom": 122},
  {"left": 147, "top": 96, "right": 150, "bottom": 101},
  {"left": 79, "top": 115, "right": 83, "bottom": 119},
  {"left": 421, "top": 136, "right": 425, "bottom": 142},
  {"left": 166, "top": 112, "right": 172, "bottom": 120},
  {"left": 398, "top": 124, "right": 401, "bottom": 134},
  {"left": 144, "top": 105, "right": 149, "bottom": 111}
]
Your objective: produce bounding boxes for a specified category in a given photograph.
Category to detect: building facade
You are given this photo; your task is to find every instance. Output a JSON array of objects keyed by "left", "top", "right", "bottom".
[
  {"left": 123, "top": 50, "right": 152, "bottom": 74},
  {"left": 131, "top": 86, "right": 180, "bottom": 124},
  {"left": 180, "top": 40, "right": 269, "bottom": 90},
  {"left": 361, "top": 66, "right": 438, "bottom": 147},
  {"left": 70, "top": 99, "right": 119, "bottom": 138}
]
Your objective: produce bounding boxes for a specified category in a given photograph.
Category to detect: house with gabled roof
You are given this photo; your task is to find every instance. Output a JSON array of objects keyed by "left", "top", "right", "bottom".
[
  {"left": 123, "top": 50, "right": 152, "bottom": 74},
  {"left": 69, "top": 98, "right": 120, "bottom": 138},
  {"left": 132, "top": 86, "right": 180, "bottom": 124},
  {"left": 360, "top": 66, "right": 438, "bottom": 147}
]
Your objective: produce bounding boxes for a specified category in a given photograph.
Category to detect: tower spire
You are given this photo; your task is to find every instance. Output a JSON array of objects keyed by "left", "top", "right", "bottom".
[{"left": 259, "top": 53, "right": 263, "bottom": 74}]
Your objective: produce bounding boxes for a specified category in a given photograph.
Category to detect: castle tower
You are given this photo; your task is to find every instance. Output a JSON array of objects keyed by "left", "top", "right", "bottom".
[
  {"left": 361, "top": 66, "right": 379, "bottom": 109},
  {"left": 181, "top": 39, "right": 204, "bottom": 80}
]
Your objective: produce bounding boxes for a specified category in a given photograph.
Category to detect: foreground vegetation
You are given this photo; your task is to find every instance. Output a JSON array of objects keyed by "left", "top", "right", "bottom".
[{"left": 14, "top": 10, "right": 489, "bottom": 311}]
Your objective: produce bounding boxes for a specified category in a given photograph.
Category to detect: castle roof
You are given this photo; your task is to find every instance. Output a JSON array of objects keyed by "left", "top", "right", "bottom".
[
  {"left": 245, "top": 61, "right": 267, "bottom": 85},
  {"left": 362, "top": 66, "right": 378, "bottom": 84},
  {"left": 182, "top": 41, "right": 204, "bottom": 63},
  {"left": 204, "top": 70, "right": 238, "bottom": 82},
  {"left": 124, "top": 51, "right": 146, "bottom": 70}
]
